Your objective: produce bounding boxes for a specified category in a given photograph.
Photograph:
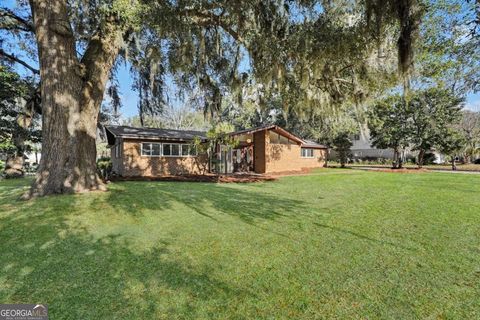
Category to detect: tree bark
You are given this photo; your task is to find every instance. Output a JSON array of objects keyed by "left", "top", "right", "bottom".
[
  {"left": 27, "top": 0, "right": 124, "bottom": 197},
  {"left": 392, "top": 148, "right": 399, "bottom": 169},
  {"left": 417, "top": 149, "right": 425, "bottom": 169},
  {"left": 464, "top": 153, "right": 471, "bottom": 164},
  {"left": 451, "top": 157, "right": 457, "bottom": 171},
  {"left": 340, "top": 151, "right": 346, "bottom": 168}
]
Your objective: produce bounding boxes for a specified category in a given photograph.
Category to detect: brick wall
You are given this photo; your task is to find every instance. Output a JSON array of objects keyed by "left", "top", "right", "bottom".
[
  {"left": 119, "top": 139, "right": 208, "bottom": 177},
  {"left": 112, "top": 131, "right": 326, "bottom": 177},
  {"left": 253, "top": 131, "right": 266, "bottom": 173},
  {"left": 265, "top": 142, "right": 326, "bottom": 173},
  {"left": 252, "top": 130, "right": 327, "bottom": 174}
]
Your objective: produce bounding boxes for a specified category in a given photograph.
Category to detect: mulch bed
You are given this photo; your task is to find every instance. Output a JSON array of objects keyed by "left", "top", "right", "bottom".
[
  {"left": 109, "top": 173, "right": 277, "bottom": 183},
  {"left": 360, "top": 167, "right": 429, "bottom": 174},
  {"left": 268, "top": 168, "right": 314, "bottom": 176}
]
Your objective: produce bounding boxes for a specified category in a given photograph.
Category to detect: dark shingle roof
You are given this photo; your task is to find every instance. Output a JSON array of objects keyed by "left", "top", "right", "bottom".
[
  {"left": 301, "top": 140, "right": 328, "bottom": 149},
  {"left": 105, "top": 125, "right": 206, "bottom": 144},
  {"left": 104, "top": 125, "right": 328, "bottom": 149}
]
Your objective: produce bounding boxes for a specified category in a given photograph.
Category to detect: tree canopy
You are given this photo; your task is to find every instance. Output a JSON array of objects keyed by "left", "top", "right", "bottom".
[
  {"left": 368, "top": 88, "right": 464, "bottom": 168},
  {"left": 1, "top": 0, "right": 426, "bottom": 121},
  {"left": 1, "top": 0, "right": 478, "bottom": 194}
]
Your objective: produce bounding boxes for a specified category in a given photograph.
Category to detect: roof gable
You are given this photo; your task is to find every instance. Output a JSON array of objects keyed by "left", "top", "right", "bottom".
[{"left": 230, "top": 125, "right": 305, "bottom": 144}]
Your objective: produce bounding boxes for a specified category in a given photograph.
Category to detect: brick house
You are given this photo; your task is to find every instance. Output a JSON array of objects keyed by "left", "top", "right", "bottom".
[{"left": 105, "top": 125, "right": 327, "bottom": 177}]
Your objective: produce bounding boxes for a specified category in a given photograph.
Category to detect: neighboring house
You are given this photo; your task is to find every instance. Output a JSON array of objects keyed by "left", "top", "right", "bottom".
[
  {"left": 24, "top": 150, "right": 41, "bottom": 166},
  {"left": 105, "top": 125, "right": 327, "bottom": 177},
  {"left": 350, "top": 126, "right": 396, "bottom": 159},
  {"left": 350, "top": 126, "right": 445, "bottom": 164}
]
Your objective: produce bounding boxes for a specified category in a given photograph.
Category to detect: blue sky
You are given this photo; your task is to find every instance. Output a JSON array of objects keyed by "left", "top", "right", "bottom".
[
  {"left": 467, "top": 93, "right": 480, "bottom": 111},
  {"left": 2, "top": 0, "right": 479, "bottom": 118},
  {"left": 114, "top": 64, "right": 138, "bottom": 117}
]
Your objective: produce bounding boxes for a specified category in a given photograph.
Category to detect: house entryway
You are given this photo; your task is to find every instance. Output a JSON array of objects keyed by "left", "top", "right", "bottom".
[{"left": 212, "top": 145, "right": 254, "bottom": 174}]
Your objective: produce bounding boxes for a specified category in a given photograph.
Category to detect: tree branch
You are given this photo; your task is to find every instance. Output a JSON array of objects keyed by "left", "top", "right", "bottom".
[
  {"left": 0, "top": 49, "right": 39, "bottom": 74},
  {"left": 0, "top": 7, "right": 34, "bottom": 32},
  {"left": 182, "top": 9, "right": 244, "bottom": 43}
]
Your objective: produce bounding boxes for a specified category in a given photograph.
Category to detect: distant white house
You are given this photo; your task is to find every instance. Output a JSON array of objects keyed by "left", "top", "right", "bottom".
[
  {"left": 350, "top": 127, "right": 395, "bottom": 159},
  {"left": 25, "top": 149, "right": 41, "bottom": 165}
]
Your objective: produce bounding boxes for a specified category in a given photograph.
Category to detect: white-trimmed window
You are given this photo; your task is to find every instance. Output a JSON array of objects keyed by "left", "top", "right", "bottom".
[
  {"left": 171, "top": 144, "right": 180, "bottom": 156},
  {"left": 301, "top": 148, "right": 314, "bottom": 158},
  {"left": 181, "top": 145, "right": 190, "bottom": 156},
  {"left": 141, "top": 143, "right": 161, "bottom": 156},
  {"left": 142, "top": 142, "right": 197, "bottom": 157},
  {"left": 163, "top": 143, "right": 197, "bottom": 157},
  {"left": 163, "top": 143, "right": 181, "bottom": 156}
]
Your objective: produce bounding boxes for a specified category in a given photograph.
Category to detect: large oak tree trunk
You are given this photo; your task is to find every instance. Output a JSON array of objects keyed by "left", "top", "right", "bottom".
[{"left": 28, "top": 0, "right": 124, "bottom": 196}]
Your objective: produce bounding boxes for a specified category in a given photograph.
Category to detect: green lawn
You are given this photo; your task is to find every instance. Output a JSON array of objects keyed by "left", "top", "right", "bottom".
[
  {"left": 343, "top": 162, "right": 480, "bottom": 172},
  {"left": 1, "top": 170, "right": 479, "bottom": 319}
]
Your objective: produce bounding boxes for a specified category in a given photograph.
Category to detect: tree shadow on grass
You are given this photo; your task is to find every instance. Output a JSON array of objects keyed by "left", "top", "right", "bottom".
[
  {"left": 0, "top": 178, "right": 32, "bottom": 203},
  {"left": 104, "top": 181, "right": 309, "bottom": 225},
  {"left": 0, "top": 192, "right": 254, "bottom": 319},
  {"left": 313, "top": 222, "right": 417, "bottom": 252}
]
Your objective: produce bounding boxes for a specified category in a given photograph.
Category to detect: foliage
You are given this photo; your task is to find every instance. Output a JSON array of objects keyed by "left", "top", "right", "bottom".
[
  {"left": 415, "top": 0, "right": 480, "bottom": 94},
  {"left": 96, "top": 142, "right": 110, "bottom": 159},
  {"left": 368, "top": 88, "right": 463, "bottom": 167},
  {"left": 1, "top": 0, "right": 423, "bottom": 123},
  {"left": 206, "top": 122, "right": 238, "bottom": 147},
  {"left": 0, "top": 66, "right": 41, "bottom": 155},
  {"left": 437, "top": 130, "right": 465, "bottom": 161},
  {"left": 193, "top": 122, "right": 238, "bottom": 156},
  {"left": 96, "top": 157, "right": 112, "bottom": 180},
  {"left": 365, "top": 0, "right": 424, "bottom": 78},
  {"left": 422, "top": 152, "right": 437, "bottom": 165},
  {"left": 3, "top": 0, "right": 478, "bottom": 194},
  {"left": 0, "top": 139, "right": 16, "bottom": 154},
  {"left": 407, "top": 88, "right": 463, "bottom": 165},
  {"left": 0, "top": 66, "right": 26, "bottom": 142},
  {"left": 122, "top": 105, "right": 209, "bottom": 131},
  {"left": 332, "top": 132, "right": 354, "bottom": 168},
  {"left": 457, "top": 110, "right": 480, "bottom": 162},
  {"left": 368, "top": 94, "right": 410, "bottom": 167},
  {"left": 219, "top": 82, "right": 361, "bottom": 148}
]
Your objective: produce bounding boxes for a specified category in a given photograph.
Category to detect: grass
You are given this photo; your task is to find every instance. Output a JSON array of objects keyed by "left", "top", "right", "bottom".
[
  {"left": 0, "top": 169, "right": 479, "bottom": 319},
  {"left": 343, "top": 162, "right": 480, "bottom": 171}
]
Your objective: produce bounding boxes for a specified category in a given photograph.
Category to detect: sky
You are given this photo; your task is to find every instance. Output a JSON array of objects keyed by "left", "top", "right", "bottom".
[
  {"left": 31, "top": 61, "right": 480, "bottom": 118},
  {"left": 114, "top": 64, "right": 138, "bottom": 117},
  {"left": 2, "top": 0, "right": 479, "bottom": 119}
]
